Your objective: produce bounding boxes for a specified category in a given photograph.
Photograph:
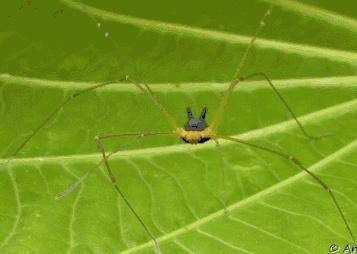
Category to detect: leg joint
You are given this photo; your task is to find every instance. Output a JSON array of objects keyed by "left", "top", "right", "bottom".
[
  {"left": 288, "top": 155, "right": 300, "bottom": 164},
  {"left": 94, "top": 136, "right": 103, "bottom": 149},
  {"left": 231, "top": 79, "right": 239, "bottom": 86}
]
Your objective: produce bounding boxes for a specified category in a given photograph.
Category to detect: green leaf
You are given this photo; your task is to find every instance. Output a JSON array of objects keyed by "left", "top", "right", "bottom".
[{"left": 1, "top": 1, "right": 357, "bottom": 254}]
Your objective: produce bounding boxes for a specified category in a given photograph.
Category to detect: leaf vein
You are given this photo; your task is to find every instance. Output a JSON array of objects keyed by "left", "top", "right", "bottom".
[
  {"left": 59, "top": 0, "right": 357, "bottom": 66},
  {"left": 229, "top": 216, "right": 312, "bottom": 254},
  {"left": 258, "top": 200, "right": 348, "bottom": 240},
  {"left": 260, "top": 0, "right": 357, "bottom": 33},
  {"left": 196, "top": 228, "right": 255, "bottom": 254},
  {"left": 0, "top": 171, "right": 22, "bottom": 251}
]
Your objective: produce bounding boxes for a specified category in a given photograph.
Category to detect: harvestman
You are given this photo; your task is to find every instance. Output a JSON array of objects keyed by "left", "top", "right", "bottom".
[{"left": 1, "top": 7, "right": 355, "bottom": 254}]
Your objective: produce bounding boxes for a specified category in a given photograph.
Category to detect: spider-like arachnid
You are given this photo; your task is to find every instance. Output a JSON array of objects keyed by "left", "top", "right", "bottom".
[{"left": 1, "top": 6, "right": 355, "bottom": 254}]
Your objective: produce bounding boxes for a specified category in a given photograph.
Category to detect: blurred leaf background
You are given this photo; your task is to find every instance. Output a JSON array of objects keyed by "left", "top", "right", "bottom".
[{"left": 0, "top": 0, "right": 357, "bottom": 253}]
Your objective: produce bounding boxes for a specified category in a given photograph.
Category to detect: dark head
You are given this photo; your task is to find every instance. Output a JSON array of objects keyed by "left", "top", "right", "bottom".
[
  {"left": 184, "top": 107, "right": 208, "bottom": 131},
  {"left": 182, "top": 106, "right": 211, "bottom": 144}
]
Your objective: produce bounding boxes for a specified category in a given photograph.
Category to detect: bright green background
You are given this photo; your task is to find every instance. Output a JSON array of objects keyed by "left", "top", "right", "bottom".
[{"left": 0, "top": 0, "right": 357, "bottom": 254}]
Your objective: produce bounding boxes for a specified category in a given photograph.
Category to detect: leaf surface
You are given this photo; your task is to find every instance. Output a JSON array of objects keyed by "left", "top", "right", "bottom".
[{"left": 0, "top": 1, "right": 357, "bottom": 254}]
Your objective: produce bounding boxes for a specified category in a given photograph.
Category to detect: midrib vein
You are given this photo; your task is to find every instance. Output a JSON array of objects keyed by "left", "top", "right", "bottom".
[
  {"left": 260, "top": 0, "right": 357, "bottom": 33},
  {"left": 2, "top": 98, "right": 357, "bottom": 166},
  {"left": 120, "top": 139, "right": 357, "bottom": 254},
  {"left": 0, "top": 171, "right": 21, "bottom": 251},
  {"left": 1, "top": 73, "right": 357, "bottom": 92},
  {"left": 59, "top": 0, "right": 357, "bottom": 65}
]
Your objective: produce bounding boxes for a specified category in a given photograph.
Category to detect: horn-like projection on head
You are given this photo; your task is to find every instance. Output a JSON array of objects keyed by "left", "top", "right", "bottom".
[
  {"left": 186, "top": 107, "right": 194, "bottom": 119},
  {"left": 199, "top": 106, "right": 207, "bottom": 120}
]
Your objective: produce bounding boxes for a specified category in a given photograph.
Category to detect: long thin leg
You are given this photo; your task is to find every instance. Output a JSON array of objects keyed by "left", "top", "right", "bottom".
[
  {"left": 0, "top": 77, "right": 127, "bottom": 172},
  {"left": 240, "top": 72, "right": 329, "bottom": 140},
  {"left": 217, "top": 134, "right": 355, "bottom": 243},
  {"left": 212, "top": 138, "right": 228, "bottom": 212},
  {"left": 126, "top": 76, "right": 179, "bottom": 130},
  {"left": 234, "top": 6, "right": 273, "bottom": 78},
  {"left": 55, "top": 131, "right": 172, "bottom": 200},
  {"left": 95, "top": 131, "right": 174, "bottom": 254},
  {"left": 211, "top": 7, "right": 272, "bottom": 131}
]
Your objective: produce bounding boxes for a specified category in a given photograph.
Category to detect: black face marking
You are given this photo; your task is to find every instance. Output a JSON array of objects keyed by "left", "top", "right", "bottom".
[
  {"left": 181, "top": 137, "right": 211, "bottom": 144},
  {"left": 184, "top": 106, "right": 208, "bottom": 131}
]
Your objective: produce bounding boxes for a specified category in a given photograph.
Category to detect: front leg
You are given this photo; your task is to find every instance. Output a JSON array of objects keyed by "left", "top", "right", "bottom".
[{"left": 95, "top": 131, "right": 173, "bottom": 254}]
